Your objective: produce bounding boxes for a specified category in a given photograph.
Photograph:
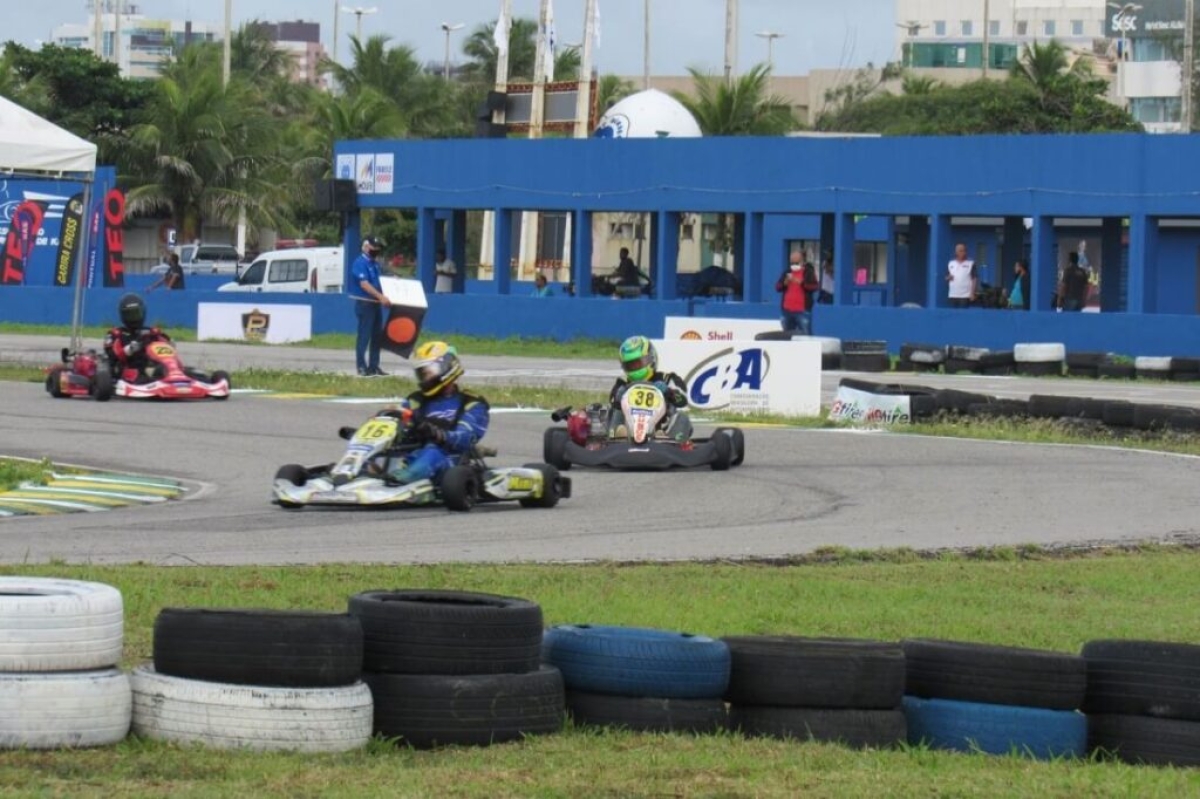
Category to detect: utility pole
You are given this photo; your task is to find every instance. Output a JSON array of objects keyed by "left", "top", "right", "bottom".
[
  {"left": 643, "top": 0, "right": 651, "bottom": 90},
  {"left": 574, "top": 0, "right": 597, "bottom": 138},
  {"left": 530, "top": 0, "right": 549, "bottom": 139},
  {"left": 93, "top": 0, "right": 104, "bottom": 59},
  {"left": 222, "top": 0, "right": 232, "bottom": 87},
  {"left": 724, "top": 0, "right": 739, "bottom": 84},
  {"left": 1185, "top": 0, "right": 1196, "bottom": 132},
  {"left": 982, "top": 0, "right": 991, "bottom": 79},
  {"left": 332, "top": 0, "right": 340, "bottom": 66},
  {"left": 441, "top": 23, "right": 464, "bottom": 80}
]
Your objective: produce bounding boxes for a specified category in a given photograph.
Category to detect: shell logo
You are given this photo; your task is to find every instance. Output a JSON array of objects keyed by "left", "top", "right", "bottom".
[{"left": 680, "top": 331, "right": 702, "bottom": 341}]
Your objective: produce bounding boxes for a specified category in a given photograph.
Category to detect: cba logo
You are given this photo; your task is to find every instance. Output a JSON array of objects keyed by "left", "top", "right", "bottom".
[
  {"left": 242, "top": 309, "right": 270, "bottom": 341},
  {"left": 680, "top": 330, "right": 702, "bottom": 341},
  {"left": 594, "top": 113, "right": 630, "bottom": 139},
  {"left": 684, "top": 347, "right": 770, "bottom": 410}
]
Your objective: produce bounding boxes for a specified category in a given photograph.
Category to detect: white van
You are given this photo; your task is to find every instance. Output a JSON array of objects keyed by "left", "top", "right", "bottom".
[{"left": 218, "top": 247, "right": 343, "bottom": 293}]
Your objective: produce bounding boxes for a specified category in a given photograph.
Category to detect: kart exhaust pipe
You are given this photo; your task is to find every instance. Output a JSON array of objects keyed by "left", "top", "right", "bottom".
[{"left": 550, "top": 406, "right": 573, "bottom": 423}]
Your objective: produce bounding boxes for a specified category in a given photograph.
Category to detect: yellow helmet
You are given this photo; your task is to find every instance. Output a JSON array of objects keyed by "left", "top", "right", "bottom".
[{"left": 412, "top": 341, "right": 463, "bottom": 396}]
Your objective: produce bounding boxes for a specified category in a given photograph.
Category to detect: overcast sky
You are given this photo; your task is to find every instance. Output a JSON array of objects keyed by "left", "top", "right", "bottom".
[{"left": 9, "top": 1, "right": 897, "bottom": 77}]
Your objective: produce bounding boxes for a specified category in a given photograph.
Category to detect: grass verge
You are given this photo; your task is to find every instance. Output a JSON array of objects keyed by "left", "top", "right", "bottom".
[
  {"left": 1, "top": 552, "right": 1199, "bottom": 797},
  {"left": 0, "top": 458, "right": 49, "bottom": 491}
]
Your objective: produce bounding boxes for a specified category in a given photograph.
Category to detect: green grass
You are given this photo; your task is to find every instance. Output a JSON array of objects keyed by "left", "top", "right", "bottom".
[
  {"left": 1, "top": 552, "right": 1200, "bottom": 797},
  {"left": 0, "top": 458, "right": 50, "bottom": 491}
]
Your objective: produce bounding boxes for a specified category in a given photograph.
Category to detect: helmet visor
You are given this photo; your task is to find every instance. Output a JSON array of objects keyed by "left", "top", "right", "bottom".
[
  {"left": 416, "top": 362, "right": 442, "bottom": 384},
  {"left": 621, "top": 355, "right": 654, "bottom": 376}
]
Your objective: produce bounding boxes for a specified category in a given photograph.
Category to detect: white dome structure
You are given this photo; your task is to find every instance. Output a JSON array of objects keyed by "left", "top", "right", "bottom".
[{"left": 594, "top": 89, "right": 702, "bottom": 139}]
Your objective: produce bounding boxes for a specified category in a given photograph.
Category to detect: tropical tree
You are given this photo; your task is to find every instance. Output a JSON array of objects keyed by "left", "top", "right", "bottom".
[
  {"left": 596, "top": 74, "right": 635, "bottom": 112},
  {"left": 460, "top": 18, "right": 581, "bottom": 83},
  {"left": 672, "top": 64, "right": 797, "bottom": 136},
  {"left": 901, "top": 74, "right": 940, "bottom": 95},
  {"left": 1010, "top": 40, "right": 1090, "bottom": 91}
]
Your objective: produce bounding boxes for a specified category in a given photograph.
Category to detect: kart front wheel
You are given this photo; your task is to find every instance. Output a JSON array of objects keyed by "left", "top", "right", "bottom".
[
  {"left": 441, "top": 466, "right": 479, "bottom": 512},
  {"left": 275, "top": 464, "right": 309, "bottom": 487},
  {"left": 211, "top": 370, "right": 231, "bottom": 400},
  {"left": 709, "top": 432, "right": 733, "bottom": 472},
  {"left": 519, "top": 464, "right": 562, "bottom": 509},
  {"left": 46, "top": 367, "right": 66, "bottom": 398},
  {"left": 715, "top": 427, "right": 746, "bottom": 467},
  {"left": 543, "top": 428, "right": 572, "bottom": 471},
  {"left": 91, "top": 370, "right": 113, "bottom": 402}
]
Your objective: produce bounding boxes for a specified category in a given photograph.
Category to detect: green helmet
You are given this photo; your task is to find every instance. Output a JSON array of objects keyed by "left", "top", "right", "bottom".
[{"left": 619, "top": 335, "right": 657, "bottom": 382}]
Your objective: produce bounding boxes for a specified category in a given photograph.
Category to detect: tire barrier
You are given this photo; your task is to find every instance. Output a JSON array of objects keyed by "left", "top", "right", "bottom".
[
  {"left": 903, "top": 696, "right": 1086, "bottom": 759},
  {"left": 564, "top": 691, "right": 728, "bottom": 735}
]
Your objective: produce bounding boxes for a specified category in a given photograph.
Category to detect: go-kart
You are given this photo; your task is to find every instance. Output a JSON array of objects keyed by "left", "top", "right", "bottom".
[
  {"left": 45, "top": 340, "right": 230, "bottom": 401},
  {"left": 273, "top": 410, "right": 571, "bottom": 511},
  {"left": 543, "top": 382, "right": 746, "bottom": 471}
]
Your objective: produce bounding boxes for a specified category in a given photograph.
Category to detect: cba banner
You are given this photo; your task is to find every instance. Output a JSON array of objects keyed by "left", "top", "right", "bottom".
[
  {"left": 53, "top": 193, "right": 85, "bottom": 287},
  {"left": 653, "top": 339, "right": 821, "bottom": 417}
]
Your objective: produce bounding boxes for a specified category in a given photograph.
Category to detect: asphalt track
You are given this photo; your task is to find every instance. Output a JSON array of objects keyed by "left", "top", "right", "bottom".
[{"left": 1, "top": 335, "right": 1199, "bottom": 565}]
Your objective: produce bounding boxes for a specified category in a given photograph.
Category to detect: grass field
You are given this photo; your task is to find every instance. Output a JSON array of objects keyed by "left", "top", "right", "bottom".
[{"left": 0, "top": 552, "right": 1198, "bottom": 797}]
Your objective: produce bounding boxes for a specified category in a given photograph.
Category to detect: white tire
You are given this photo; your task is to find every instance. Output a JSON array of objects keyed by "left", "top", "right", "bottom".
[
  {"left": 0, "top": 669, "right": 131, "bottom": 749},
  {"left": 0, "top": 577, "right": 123, "bottom": 671},
  {"left": 1013, "top": 343, "right": 1067, "bottom": 363},
  {"left": 909, "top": 350, "right": 946, "bottom": 364},
  {"left": 1135, "top": 356, "right": 1173, "bottom": 371},
  {"left": 131, "top": 665, "right": 373, "bottom": 752},
  {"left": 791, "top": 335, "right": 842, "bottom": 355}
]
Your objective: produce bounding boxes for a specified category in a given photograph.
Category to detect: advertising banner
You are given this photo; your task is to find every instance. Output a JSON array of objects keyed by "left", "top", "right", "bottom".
[
  {"left": 663, "top": 316, "right": 780, "bottom": 343},
  {"left": 52, "top": 193, "right": 85, "bottom": 287},
  {"left": 828, "top": 384, "right": 913, "bottom": 425},
  {"left": 197, "top": 303, "right": 313, "bottom": 344},
  {"left": 653, "top": 339, "right": 821, "bottom": 417},
  {"left": 1, "top": 199, "right": 45, "bottom": 286},
  {"left": 101, "top": 189, "right": 125, "bottom": 288}
]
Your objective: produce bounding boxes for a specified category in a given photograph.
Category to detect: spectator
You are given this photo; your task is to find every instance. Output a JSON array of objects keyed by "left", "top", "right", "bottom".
[
  {"left": 532, "top": 273, "right": 554, "bottom": 297},
  {"left": 1007, "top": 259, "right": 1030, "bottom": 310},
  {"left": 614, "top": 247, "right": 651, "bottom": 296},
  {"left": 818, "top": 257, "right": 834, "bottom": 304},
  {"left": 775, "top": 251, "right": 819, "bottom": 333},
  {"left": 348, "top": 236, "right": 391, "bottom": 377},
  {"left": 945, "top": 242, "right": 977, "bottom": 308},
  {"left": 1058, "top": 251, "right": 1089, "bottom": 312},
  {"left": 147, "top": 253, "right": 185, "bottom": 291},
  {"left": 434, "top": 248, "right": 457, "bottom": 294}
]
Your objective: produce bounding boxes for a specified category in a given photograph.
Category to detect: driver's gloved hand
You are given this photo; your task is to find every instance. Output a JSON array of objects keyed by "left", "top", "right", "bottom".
[
  {"left": 125, "top": 340, "right": 141, "bottom": 356},
  {"left": 417, "top": 421, "right": 446, "bottom": 445}
]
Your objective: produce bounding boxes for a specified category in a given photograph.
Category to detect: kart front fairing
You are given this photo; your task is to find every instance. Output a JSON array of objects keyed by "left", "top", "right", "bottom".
[{"left": 115, "top": 341, "right": 230, "bottom": 400}]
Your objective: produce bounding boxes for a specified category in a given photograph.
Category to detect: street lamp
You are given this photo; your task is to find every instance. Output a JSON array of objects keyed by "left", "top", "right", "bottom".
[
  {"left": 754, "top": 30, "right": 783, "bottom": 70},
  {"left": 341, "top": 5, "right": 378, "bottom": 44},
  {"left": 896, "top": 20, "right": 927, "bottom": 69},
  {"left": 441, "top": 22, "right": 464, "bottom": 80},
  {"left": 1107, "top": 2, "right": 1143, "bottom": 105}
]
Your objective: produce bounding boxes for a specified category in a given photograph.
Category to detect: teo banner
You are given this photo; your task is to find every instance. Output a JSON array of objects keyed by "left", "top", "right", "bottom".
[{"left": 1, "top": 200, "right": 45, "bottom": 286}]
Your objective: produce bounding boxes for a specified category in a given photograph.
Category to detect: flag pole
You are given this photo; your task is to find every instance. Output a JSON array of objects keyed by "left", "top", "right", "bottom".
[
  {"left": 574, "top": 0, "right": 597, "bottom": 138},
  {"left": 530, "top": 0, "right": 551, "bottom": 140}
]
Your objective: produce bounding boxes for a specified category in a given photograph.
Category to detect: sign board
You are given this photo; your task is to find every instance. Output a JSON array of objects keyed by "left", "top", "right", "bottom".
[
  {"left": 663, "top": 316, "right": 780, "bottom": 343},
  {"left": 197, "top": 303, "right": 312, "bottom": 344},
  {"left": 1111, "top": 0, "right": 1183, "bottom": 34},
  {"left": 379, "top": 276, "right": 428, "bottom": 359},
  {"left": 828, "top": 384, "right": 913, "bottom": 425},
  {"left": 653, "top": 339, "right": 821, "bottom": 417}
]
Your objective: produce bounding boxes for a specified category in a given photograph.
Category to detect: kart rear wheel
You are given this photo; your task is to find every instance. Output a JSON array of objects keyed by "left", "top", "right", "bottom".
[
  {"left": 441, "top": 466, "right": 479, "bottom": 512},
  {"left": 709, "top": 432, "right": 733, "bottom": 472},
  {"left": 275, "top": 464, "right": 309, "bottom": 487},
  {"left": 519, "top": 464, "right": 562, "bottom": 509},
  {"left": 715, "top": 427, "right": 746, "bottom": 467},
  {"left": 543, "top": 428, "right": 572, "bottom": 471},
  {"left": 211, "top": 370, "right": 231, "bottom": 400},
  {"left": 46, "top": 367, "right": 66, "bottom": 398},
  {"left": 91, "top": 369, "right": 113, "bottom": 402}
]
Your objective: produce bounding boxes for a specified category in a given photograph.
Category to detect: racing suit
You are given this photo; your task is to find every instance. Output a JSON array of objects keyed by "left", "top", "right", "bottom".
[
  {"left": 608, "top": 371, "right": 693, "bottom": 442},
  {"left": 103, "top": 326, "right": 170, "bottom": 383},
  {"left": 386, "top": 389, "right": 490, "bottom": 485}
]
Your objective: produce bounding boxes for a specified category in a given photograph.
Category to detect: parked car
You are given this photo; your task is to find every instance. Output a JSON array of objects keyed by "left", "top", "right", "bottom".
[
  {"left": 150, "top": 243, "right": 243, "bottom": 276},
  {"left": 217, "top": 246, "right": 344, "bottom": 293}
]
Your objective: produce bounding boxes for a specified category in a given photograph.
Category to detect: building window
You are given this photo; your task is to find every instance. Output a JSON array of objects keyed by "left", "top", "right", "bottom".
[
  {"left": 1136, "top": 39, "right": 1171, "bottom": 62},
  {"left": 1071, "top": 19, "right": 1084, "bottom": 36},
  {"left": 1043, "top": 20, "right": 1056, "bottom": 37},
  {"left": 989, "top": 20, "right": 1000, "bottom": 36},
  {"left": 1016, "top": 20, "right": 1028, "bottom": 36},
  {"left": 956, "top": 46, "right": 967, "bottom": 64},
  {"left": 1130, "top": 97, "right": 1182, "bottom": 124},
  {"left": 961, "top": 20, "right": 973, "bottom": 37},
  {"left": 934, "top": 20, "right": 946, "bottom": 36}
]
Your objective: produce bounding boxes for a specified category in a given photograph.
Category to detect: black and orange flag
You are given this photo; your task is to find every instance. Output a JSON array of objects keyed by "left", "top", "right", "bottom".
[{"left": 381, "top": 303, "right": 426, "bottom": 359}]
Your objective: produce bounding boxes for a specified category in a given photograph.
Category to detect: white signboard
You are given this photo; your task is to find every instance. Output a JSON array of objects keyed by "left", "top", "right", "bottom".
[
  {"left": 653, "top": 339, "right": 821, "bottom": 417},
  {"left": 663, "top": 316, "right": 780, "bottom": 343},
  {"left": 355, "top": 154, "right": 375, "bottom": 194},
  {"left": 374, "top": 153, "right": 395, "bottom": 195},
  {"left": 828, "top": 384, "right": 913, "bottom": 425},
  {"left": 197, "top": 303, "right": 312, "bottom": 344},
  {"left": 380, "top": 275, "right": 428, "bottom": 308},
  {"left": 335, "top": 154, "right": 355, "bottom": 182}
]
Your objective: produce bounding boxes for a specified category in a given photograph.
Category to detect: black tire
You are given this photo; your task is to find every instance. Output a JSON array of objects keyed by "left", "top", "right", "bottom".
[
  {"left": 978, "top": 350, "right": 1016, "bottom": 368},
  {"left": 91, "top": 369, "right": 113, "bottom": 402},
  {"left": 838, "top": 378, "right": 930, "bottom": 395},
  {"left": 1098, "top": 363, "right": 1136, "bottom": 380},
  {"left": 753, "top": 330, "right": 796, "bottom": 342},
  {"left": 1170, "top": 371, "right": 1200, "bottom": 383},
  {"left": 821, "top": 353, "right": 842, "bottom": 371},
  {"left": 1013, "top": 361, "right": 1063, "bottom": 378},
  {"left": 1065, "top": 366, "right": 1099, "bottom": 379},
  {"left": 366, "top": 666, "right": 565, "bottom": 749},
  {"left": 46, "top": 367, "right": 66, "bottom": 398},
  {"left": 722, "top": 636, "right": 905, "bottom": 709},
  {"left": 1132, "top": 403, "right": 1192, "bottom": 431},
  {"left": 1088, "top": 714, "right": 1200, "bottom": 767},
  {"left": 1166, "top": 413, "right": 1200, "bottom": 431},
  {"left": 942, "top": 357, "right": 982, "bottom": 375},
  {"left": 841, "top": 352, "right": 890, "bottom": 373},
  {"left": 275, "top": 464, "right": 308, "bottom": 486},
  {"left": 910, "top": 395, "right": 939, "bottom": 419},
  {"left": 543, "top": 427, "right": 572, "bottom": 471},
  {"left": 1170, "top": 357, "right": 1200, "bottom": 373},
  {"left": 1102, "top": 401, "right": 1136, "bottom": 427},
  {"left": 899, "top": 343, "right": 945, "bottom": 363},
  {"left": 946, "top": 346, "right": 989, "bottom": 362},
  {"left": 729, "top": 706, "right": 906, "bottom": 749},
  {"left": 518, "top": 463, "right": 562, "bottom": 509},
  {"left": 934, "top": 389, "right": 994, "bottom": 415},
  {"left": 1082, "top": 640, "right": 1200, "bottom": 720},
  {"left": 441, "top": 465, "right": 478, "bottom": 512},
  {"left": 709, "top": 431, "right": 733, "bottom": 471},
  {"left": 566, "top": 690, "right": 727, "bottom": 734},
  {"left": 1027, "top": 395, "right": 1106, "bottom": 421},
  {"left": 152, "top": 608, "right": 363, "bottom": 688},
  {"left": 348, "top": 589, "right": 543, "bottom": 675},
  {"left": 1066, "top": 351, "right": 1107, "bottom": 368},
  {"left": 211, "top": 369, "right": 231, "bottom": 400},
  {"left": 842, "top": 339, "right": 887, "bottom": 355},
  {"left": 905, "top": 696, "right": 1086, "bottom": 759},
  {"left": 1136, "top": 368, "right": 1171, "bottom": 382},
  {"left": 902, "top": 639, "right": 1087, "bottom": 711},
  {"left": 967, "top": 399, "right": 1029, "bottom": 419},
  {"left": 727, "top": 428, "right": 746, "bottom": 467}
]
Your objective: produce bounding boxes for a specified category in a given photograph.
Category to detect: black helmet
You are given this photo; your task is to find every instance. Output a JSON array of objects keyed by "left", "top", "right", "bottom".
[
  {"left": 118, "top": 293, "right": 145, "bottom": 329},
  {"left": 363, "top": 236, "right": 384, "bottom": 255}
]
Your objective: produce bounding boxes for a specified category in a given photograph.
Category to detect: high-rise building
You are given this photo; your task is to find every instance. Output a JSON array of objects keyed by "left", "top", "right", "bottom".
[
  {"left": 1108, "top": 0, "right": 1188, "bottom": 132},
  {"left": 250, "top": 20, "right": 328, "bottom": 89}
]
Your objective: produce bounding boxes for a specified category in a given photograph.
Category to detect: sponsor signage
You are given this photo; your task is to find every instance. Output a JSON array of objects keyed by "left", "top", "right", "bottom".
[
  {"left": 53, "top": 193, "right": 84, "bottom": 287},
  {"left": 1112, "top": 0, "right": 1184, "bottom": 34},
  {"left": 828, "top": 384, "right": 913, "bottom": 425},
  {"left": 663, "top": 316, "right": 779, "bottom": 343},
  {"left": 653, "top": 339, "right": 821, "bottom": 417},
  {"left": 197, "top": 303, "right": 312, "bottom": 344}
]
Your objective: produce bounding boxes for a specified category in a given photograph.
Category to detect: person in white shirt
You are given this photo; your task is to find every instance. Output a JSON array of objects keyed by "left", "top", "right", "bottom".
[
  {"left": 434, "top": 248, "right": 457, "bottom": 294},
  {"left": 945, "top": 243, "right": 977, "bottom": 308}
]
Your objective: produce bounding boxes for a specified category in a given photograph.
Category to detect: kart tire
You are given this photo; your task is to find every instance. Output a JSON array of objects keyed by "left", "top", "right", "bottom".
[
  {"left": 543, "top": 428, "right": 572, "bottom": 471},
  {"left": 348, "top": 589, "right": 544, "bottom": 675},
  {"left": 541, "top": 625, "right": 730, "bottom": 699},
  {"left": 0, "top": 668, "right": 131, "bottom": 750},
  {"left": 152, "top": 608, "right": 364, "bottom": 688},
  {"left": 903, "top": 639, "right": 1086, "bottom": 710},
  {"left": 729, "top": 705, "right": 906, "bottom": 749},
  {"left": 715, "top": 427, "right": 746, "bottom": 467},
  {"left": 841, "top": 352, "right": 890, "bottom": 373},
  {"left": 967, "top": 400, "right": 1029, "bottom": 419},
  {"left": 1082, "top": 640, "right": 1200, "bottom": 720},
  {"left": 91, "top": 369, "right": 113, "bottom": 402},
  {"left": 1098, "top": 362, "right": 1136, "bottom": 380},
  {"left": 1088, "top": 714, "right": 1200, "bottom": 767},
  {"left": 942, "top": 357, "right": 982, "bottom": 375},
  {"left": 211, "top": 369, "right": 231, "bottom": 399},
  {"left": 130, "top": 665, "right": 372, "bottom": 753},
  {"left": 1013, "top": 361, "right": 1063, "bottom": 378},
  {"left": 1102, "top": 401, "right": 1136, "bottom": 427},
  {"left": 441, "top": 465, "right": 478, "bottom": 512},
  {"left": 565, "top": 690, "right": 728, "bottom": 734},
  {"left": 365, "top": 666, "right": 565, "bottom": 749},
  {"left": 46, "top": 367, "right": 66, "bottom": 398},
  {"left": 934, "top": 389, "right": 993, "bottom": 415},
  {"left": 518, "top": 463, "right": 562, "bottom": 509},
  {"left": 1066, "top": 351, "right": 1107, "bottom": 369},
  {"left": 903, "top": 696, "right": 1086, "bottom": 760},
  {"left": 709, "top": 431, "right": 733, "bottom": 471},
  {"left": 275, "top": 464, "right": 308, "bottom": 487},
  {"left": 0, "top": 577, "right": 124, "bottom": 672}
]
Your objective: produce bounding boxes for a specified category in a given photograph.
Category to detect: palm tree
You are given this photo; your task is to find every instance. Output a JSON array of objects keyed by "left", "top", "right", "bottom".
[
  {"left": 596, "top": 74, "right": 635, "bottom": 112},
  {"left": 294, "top": 88, "right": 406, "bottom": 179},
  {"left": 1010, "top": 40, "right": 1089, "bottom": 92},
  {"left": 672, "top": 64, "right": 797, "bottom": 136},
  {"left": 902, "top": 74, "right": 940, "bottom": 95},
  {"left": 460, "top": 18, "right": 580, "bottom": 83}
]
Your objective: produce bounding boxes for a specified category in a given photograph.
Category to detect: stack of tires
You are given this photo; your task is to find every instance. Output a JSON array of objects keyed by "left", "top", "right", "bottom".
[
  {"left": 723, "top": 637, "right": 907, "bottom": 749},
  {"left": 897, "top": 343, "right": 945, "bottom": 373},
  {"left": 543, "top": 625, "right": 729, "bottom": 734},
  {"left": 1013, "top": 343, "right": 1066, "bottom": 377},
  {"left": 0, "top": 577, "right": 130, "bottom": 749},
  {"left": 351, "top": 589, "right": 564, "bottom": 748},
  {"left": 841, "top": 340, "right": 890, "bottom": 373},
  {"left": 902, "top": 639, "right": 1087, "bottom": 759},
  {"left": 131, "top": 608, "right": 372, "bottom": 752},
  {"left": 1084, "top": 640, "right": 1200, "bottom": 767}
]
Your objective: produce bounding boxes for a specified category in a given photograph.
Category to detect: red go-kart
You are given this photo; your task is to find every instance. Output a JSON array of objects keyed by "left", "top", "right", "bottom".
[{"left": 46, "top": 339, "right": 231, "bottom": 401}]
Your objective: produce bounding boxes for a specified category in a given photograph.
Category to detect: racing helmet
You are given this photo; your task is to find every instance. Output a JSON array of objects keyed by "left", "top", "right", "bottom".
[
  {"left": 413, "top": 341, "right": 463, "bottom": 396},
  {"left": 118, "top": 293, "right": 146, "bottom": 329},
  {"left": 619, "top": 335, "right": 657, "bottom": 382}
]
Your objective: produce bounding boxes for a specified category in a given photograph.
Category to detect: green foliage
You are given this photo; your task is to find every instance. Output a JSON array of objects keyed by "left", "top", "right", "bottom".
[
  {"left": 596, "top": 74, "right": 636, "bottom": 113},
  {"left": 673, "top": 64, "right": 798, "bottom": 136},
  {"left": 460, "top": 18, "right": 580, "bottom": 85}
]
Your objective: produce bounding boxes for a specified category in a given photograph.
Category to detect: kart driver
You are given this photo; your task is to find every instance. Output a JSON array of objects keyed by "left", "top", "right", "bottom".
[
  {"left": 383, "top": 341, "right": 490, "bottom": 485},
  {"left": 608, "top": 335, "right": 692, "bottom": 442},
  {"left": 103, "top": 293, "right": 171, "bottom": 383}
]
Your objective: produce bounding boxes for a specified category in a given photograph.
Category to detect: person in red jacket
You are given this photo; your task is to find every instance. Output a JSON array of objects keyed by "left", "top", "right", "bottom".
[
  {"left": 775, "top": 252, "right": 819, "bottom": 334},
  {"left": 103, "top": 293, "right": 171, "bottom": 383}
]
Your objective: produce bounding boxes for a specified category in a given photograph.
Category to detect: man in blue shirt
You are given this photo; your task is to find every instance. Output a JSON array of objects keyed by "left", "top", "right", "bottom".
[{"left": 348, "top": 236, "right": 390, "bottom": 376}]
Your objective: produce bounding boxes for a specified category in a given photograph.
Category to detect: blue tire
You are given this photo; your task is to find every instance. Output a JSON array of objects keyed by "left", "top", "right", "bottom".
[
  {"left": 542, "top": 625, "right": 730, "bottom": 699},
  {"left": 903, "top": 696, "right": 1086, "bottom": 760}
]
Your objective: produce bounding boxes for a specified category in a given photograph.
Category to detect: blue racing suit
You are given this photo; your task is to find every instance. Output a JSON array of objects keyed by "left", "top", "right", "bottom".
[{"left": 387, "top": 389, "right": 490, "bottom": 484}]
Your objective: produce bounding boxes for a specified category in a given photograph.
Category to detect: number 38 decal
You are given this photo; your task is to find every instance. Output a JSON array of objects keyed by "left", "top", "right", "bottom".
[{"left": 627, "top": 388, "right": 663, "bottom": 410}]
